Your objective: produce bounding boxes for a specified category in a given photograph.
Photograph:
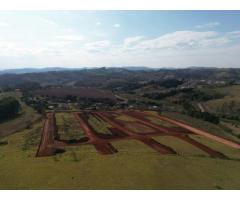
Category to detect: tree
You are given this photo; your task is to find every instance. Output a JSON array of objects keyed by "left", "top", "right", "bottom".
[{"left": 0, "top": 97, "right": 21, "bottom": 121}]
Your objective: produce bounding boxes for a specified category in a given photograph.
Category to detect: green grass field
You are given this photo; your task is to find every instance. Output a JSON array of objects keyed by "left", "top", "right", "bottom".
[
  {"left": 0, "top": 119, "right": 240, "bottom": 189},
  {"left": 189, "top": 135, "right": 240, "bottom": 160},
  {"left": 153, "top": 135, "right": 209, "bottom": 157}
]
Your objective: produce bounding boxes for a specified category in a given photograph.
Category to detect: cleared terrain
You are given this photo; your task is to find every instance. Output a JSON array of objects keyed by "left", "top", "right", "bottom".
[{"left": 0, "top": 119, "right": 240, "bottom": 189}]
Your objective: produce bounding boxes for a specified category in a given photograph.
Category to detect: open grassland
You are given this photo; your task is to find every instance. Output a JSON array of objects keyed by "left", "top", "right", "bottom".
[
  {"left": 112, "top": 140, "right": 157, "bottom": 153},
  {"left": 153, "top": 136, "right": 208, "bottom": 157},
  {"left": 55, "top": 112, "right": 85, "bottom": 140},
  {"left": 0, "top": 120, "right": 240, "bottom": 189},
  {"left": 0, "top": 92, "right": 40, "bottom": 138},
  {"left": 189, "top": 135, "right": 240, "bottom": 160}
]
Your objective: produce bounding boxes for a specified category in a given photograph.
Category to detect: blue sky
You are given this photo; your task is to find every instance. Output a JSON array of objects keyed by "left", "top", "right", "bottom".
[{"left": 0, "top": 11, "right": 240, "bottom": 69}]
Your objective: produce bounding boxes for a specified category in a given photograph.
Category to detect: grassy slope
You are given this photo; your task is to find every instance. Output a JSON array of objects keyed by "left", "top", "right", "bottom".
[
  {"left": 189, "top": 135, "right": 240, "bottom": 160},
  {"left": 0, "top": 121, "right": 240, "bottom": 189},
  {"left": 201, "top": 85, "right": 240, "bottom": 139},
  {"left": 153, "top": 135, "right": 209, "bottom": 157},
  {"left": 203, "top": 85, "right": 240, "bottom": 112},
  {"left": 0, "top": 92, "right": 40, "bottom": 138}
]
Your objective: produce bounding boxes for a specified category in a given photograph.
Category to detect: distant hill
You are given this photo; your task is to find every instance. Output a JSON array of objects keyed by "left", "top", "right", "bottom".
[
  {"left": 0, "top": 67, "right": 240, "bottom": 89},
  {"left": 0, "top": 67, "right": 84, "bottom": 75},
  {"left": 0, "top": 66, "right": 157, "bottom": 75}
]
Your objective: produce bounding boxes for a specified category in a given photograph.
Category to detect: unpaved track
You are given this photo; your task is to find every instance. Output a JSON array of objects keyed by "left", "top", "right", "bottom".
[
  {"left": 95, "top": 112, "right": 176, "bottom": 155},
  {"left": 36, "top": 113, "right": 57, "bottom": 157},
  {"left": 120, "top": 110, "right": 190, "bottom": 136},
  {"left": 37, "top": 110, "right": 237, "bottom": 157},
  {"left": 121, "top": 110, "right": 230, "bottom": 157},
  {"left": 144, "top": 111, "right": 240, "bottom": 149},
  {"left": 74, "top": 112, "right": 117, "bottom": 154}
]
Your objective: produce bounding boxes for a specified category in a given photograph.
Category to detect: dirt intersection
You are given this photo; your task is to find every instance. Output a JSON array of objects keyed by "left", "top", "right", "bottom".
[{"left": 36, "top": 110, "right": 240, "bottom": 158}]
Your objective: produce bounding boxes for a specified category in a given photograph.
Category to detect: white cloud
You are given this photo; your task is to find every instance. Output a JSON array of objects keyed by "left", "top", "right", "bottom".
[
  {"left": 0, "top": 22, "right": 10, "bottom": 27},
  {"left": 125, "top": 31, "right": 229, "bottom": 51},
  {"left": 96, "top": 22, "right": 101, "bottom": 26},
  {"left": 195, "top": 22, "right": 220, "bottom": 29},
  {"left": 123, "top": 36, "right": 144, "bottom": 48},
  {"left": 55, "top": 35, "right": 84, "bottom": 41},
  {"left": 0, "top": 29, "right": 239, "bottom": 68},
  {"left": 85, "top": 40, "right": 111, "bottom": 52},
  {"left": 113, "top": 23, "right": 120, "bottom": 28},
  {"left": 227, "top": 31, "right": 240, "bottom": 38}
]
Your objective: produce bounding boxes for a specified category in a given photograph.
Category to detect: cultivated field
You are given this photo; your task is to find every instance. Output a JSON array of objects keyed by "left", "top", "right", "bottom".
[
  {"left": 1, "top": 109, "right": 240, "bottom": 189},
  {"left": 36, "top": 110, "right": 240, "bottom": 159}
]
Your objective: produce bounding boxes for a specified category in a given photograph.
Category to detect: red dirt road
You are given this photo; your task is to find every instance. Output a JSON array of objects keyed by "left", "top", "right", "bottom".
[
  {"left": 175, "top": 135, "right": 226, "bottom": 158},
  {"left": 36, "top": 113, "right": 58, "bottom": 157},
  {"left": 74, "top": 112, "right": 117, "bottom": 154},
  {"left": 145, "top": 111, "right": 240, "bottom": 150},
  {"left": 95, "top": 112, "right": 176, "bottom": 155},
  {"left": 37, "top": 110, "right": 235, "bottom": 158},
  {"left": 120, "top": 110, "right": 227, "bottom": 158},
  {"left": 120, "top": 110, "right": 190, "bottom": 136}
]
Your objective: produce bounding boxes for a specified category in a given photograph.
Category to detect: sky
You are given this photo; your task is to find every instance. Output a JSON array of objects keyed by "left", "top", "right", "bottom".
[{"left": 0, "top": 11, "right": 240, "bottom": 69}]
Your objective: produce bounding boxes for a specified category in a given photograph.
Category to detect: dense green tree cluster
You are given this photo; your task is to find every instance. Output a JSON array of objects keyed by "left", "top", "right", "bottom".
[
  {"left": 144, "top": 88, "right": 224, "bottom": 102},
  {"left": 149, "top": 79, "right": 184, "bottom": 88},
  {"left": 179, "top": 89, "right": 224, "bottom": 102},
  {"left": 0, "top": 97, "right": 21, "bottom": 121}
]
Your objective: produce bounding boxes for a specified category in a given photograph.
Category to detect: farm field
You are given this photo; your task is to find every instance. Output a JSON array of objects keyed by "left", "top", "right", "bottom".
[
  {"left": 55, "top": 112, "right": 85, "bottom": 140},
  {"left": 36, "top": 110, "right": 240, "bottom": 157}
]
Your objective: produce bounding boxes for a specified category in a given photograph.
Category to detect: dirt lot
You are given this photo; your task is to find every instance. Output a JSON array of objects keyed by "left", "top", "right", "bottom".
[{"left": 36, "top": 110, "right": 240, "bottom": 159}]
